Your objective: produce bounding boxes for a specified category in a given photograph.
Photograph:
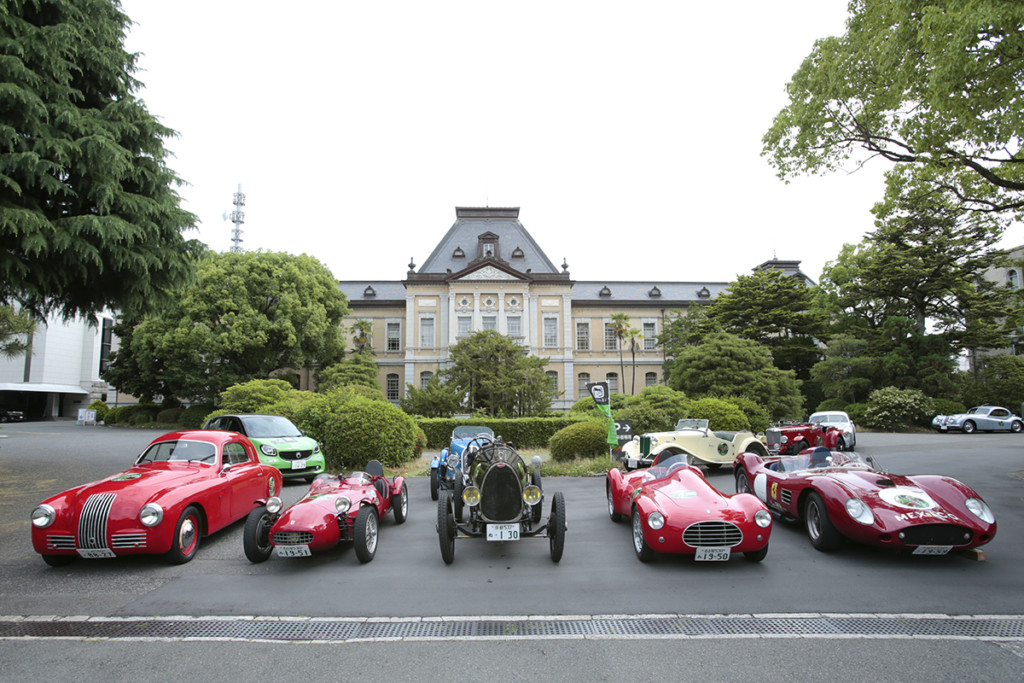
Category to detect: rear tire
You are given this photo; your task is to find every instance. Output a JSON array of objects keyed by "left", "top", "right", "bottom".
[
  {"left": 429, "top": 469, "right": 439, "bottom": 501},
  {"left": 1011, "top": 421, "right": 1022, "bottom": 434},
  {"left": 962, "top": 421, "right": 976, "bottom": 434}
]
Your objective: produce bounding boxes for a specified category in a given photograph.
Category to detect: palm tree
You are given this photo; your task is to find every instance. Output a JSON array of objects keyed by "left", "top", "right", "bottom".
[
  {"left": 610, "top": 313, "right": 632, "bottom": 394},
  {"left": 349, "top": 319, "right": 374, "bottom": 355},
  {"left": 624, "top": 327, "right": 642, "bottom": 394}
]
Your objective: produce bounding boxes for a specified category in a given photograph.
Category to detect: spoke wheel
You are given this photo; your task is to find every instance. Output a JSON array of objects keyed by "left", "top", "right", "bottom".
[
  {"left": 392, "top": 481, "right": 409, "bottom": 524},
  {"left": 804, "top": 492, "right": 840, "bottom": 552},
  {"left": 437, "top": 491, "right": 456, "bottom": 565},
  {"left": 631, "top": 507, "right": 654, "bottom": 563},
  {"left": 962, "top": 421, "right": 976, "bottom": 434},
  {"left": 735, "top": 466, "right": 750, "bottom": 494},
  {"left": 353, "top": 506, "right": 379, "bottom": 563},
  {"left": 243, "top": 506, "right": 274, "bottom": 563}
]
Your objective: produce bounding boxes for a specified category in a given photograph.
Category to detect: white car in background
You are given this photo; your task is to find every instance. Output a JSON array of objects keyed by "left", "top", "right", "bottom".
[{"left": 808, "top": 411, "right": 857, "bottom": 449}]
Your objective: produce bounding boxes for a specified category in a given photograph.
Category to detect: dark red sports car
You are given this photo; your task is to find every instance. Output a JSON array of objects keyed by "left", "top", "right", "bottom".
[
  {"left": 31, "top": 430, "right": 283, "bottom": 566},
  {"left": 764, "top": 421, "right": 845, "bottom": 455},
  {"left": 734, "top": 447, "right": 997, "bottom": 554},
  {"left": 607, "top": 452, "right": 772, "bottom": 563},
  {"left": 243, "top": 459, "right": 408, "bottom": 564}
]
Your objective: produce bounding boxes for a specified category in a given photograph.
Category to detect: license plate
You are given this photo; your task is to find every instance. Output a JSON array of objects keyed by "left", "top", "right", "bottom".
[
  {"left": 275, "top": 545, "right": 311, "bottom": 557},
  {"left": 695, "top": 547, "right": 731, "bottom": 561},
  {"left": 77, "top": 548, "right": 115, "bottom": 559},
  {"left": 626, "top": 458, "right": 639, "bottom": 469},
  {"left": 290, "top": 460, "right": 307, "bottom": 470},
  {"left": 912, "top": 545, "right": 952, "bottom": 555},
  {"left": 486, "top": 523, "right": 520, "bottom": 541}
]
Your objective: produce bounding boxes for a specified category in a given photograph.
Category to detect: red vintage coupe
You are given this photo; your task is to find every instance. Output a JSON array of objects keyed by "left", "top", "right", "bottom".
[
  {"left": 734, "top": 447, "right": 998, "bottom": 554},
  {"left": 242, "top": 459, "right": 408, "bottom": 564},
  {"left": 607, "top": 452, "right": 772, "bottom": 563},
  {"left": 31, "top": 430, "right": 283, "bottom": 566}
]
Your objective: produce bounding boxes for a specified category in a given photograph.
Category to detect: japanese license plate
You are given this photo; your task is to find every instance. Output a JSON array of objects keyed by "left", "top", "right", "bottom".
[
  {"left": 276, "top": 545, "right": 311, "bottom": 557},
  {"left": 486, "top": 524, "right": 520, "bottom": 541},
  {"left": 290, "top": 460, "right": 307, "bottom": 470},
  {"left": 912, "top": 545, "right": 952, "bottom": 555},
  {"left": 694, "top": 547, "right": 731, "bottom": 561},
  {"left": 77, "top": 548, "right": 116, "bottom": 559}
]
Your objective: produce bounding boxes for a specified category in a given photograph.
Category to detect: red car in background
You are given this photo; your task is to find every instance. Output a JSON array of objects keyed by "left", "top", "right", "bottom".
[
  {"left": 31, "top": 430, "right": 282, "bottom": 566},
  {"left": 734, "top": 447, "right": 997, "bottom": 555},
  {"left": 243, "top": 459, "right": 408, "bottom": 564},
  {"left": 607, "top": 452, "right": 772, "bottom": 563},
  {"left": 764, "top": 421, "right": 845, "bottom": 455}
]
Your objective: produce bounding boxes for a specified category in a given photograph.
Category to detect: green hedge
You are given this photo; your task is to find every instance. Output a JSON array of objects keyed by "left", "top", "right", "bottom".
[
  {"left": 181, "top": 404, "right": 215, "bottom": 429},
  {"left": 104, "top": 404, "right": 159, "bottom": 425},
  {"left": 548, "top": 420, "right": 609, "bottom": 461},
  {"left": 415, "top": 416, "right": 592, "bottom": 449}
]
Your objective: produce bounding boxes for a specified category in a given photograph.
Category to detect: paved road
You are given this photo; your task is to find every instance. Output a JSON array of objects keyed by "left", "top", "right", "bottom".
[{"left": 1, "top": 421, "right": 1022, "bottom": 680}]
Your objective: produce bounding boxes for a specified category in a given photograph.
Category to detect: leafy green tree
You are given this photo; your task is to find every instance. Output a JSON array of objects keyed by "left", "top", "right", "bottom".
[
  {"left": 664, "top": 332, "right": 803, "bottom": 419},
  {"left": 763, "top": 1, "right": 1024, "bottom": 225},
  {"left": 0, "top": 305, "right": 35, "bottom": 357},
  {"left": 317, "top": 354, "right": 381, "bottom": 392},
  {"left": 442, "top": 330, "right": 554, "bottom": 417},
  {"left": 810, "top": 334, "right": 881, "bottom": 405},
  {"left": 658, "top": 305, "right": 718, "bottom": 350},
  {"left": 704, "top": 269, "right": 827, "bottom": 379},
  {"left": 962, "top": 355, "right": 1024, "bottom": 409},
  {"left": 1, "top": 0, "right": 200, "bottom": 322},
  {"left": 400, "top": 375, "right": 463, "bottom": 417},
  {"left": 104, "top": 251, "right": 348, "bottom": 403}
]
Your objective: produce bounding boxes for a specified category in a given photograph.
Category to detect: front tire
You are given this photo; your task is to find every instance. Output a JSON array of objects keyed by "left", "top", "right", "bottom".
[
  {"left": 804, "top": 492, "right": 840, "bottom": 552},
  {"left": 631, "top": 507, "right": 655, "bottom": 563},
  {"left": 836, "top": 436, "right": 846, "bottom": 451},
  {"left": 392, "top": 481, "right": 408, "bottom": 524},
  {"left": 549, "top": 491, "right": 566, "bottom": 563},
  {"left": 744, "top": 544, "right": 769, "bottom": 562},
  {"left": 962, "top": 421, "right": 976, "bottom": 434},
  {"left": 735, "top": 466, "right": 750, "bottom": 494},
  {"left": 166, "top": 505, "right": 202, "bottom": 564},
  {"left": 792, "top": 439, "right": 809, "bottom": 454},
  {"left": 453, "top": 476, "right": 465, "bottom": 521},
  {"left": 353, "top": 506, "right": 379, "bottom": 563},
  {"left": 607, "top": 480, "right": 624, "bottom": 522},
  {"left": 243, "top": 506, "right": 275, "bottom": 563},
  {"left": 437, "top": 491, "right": 456, "bottom": 565},
  {"left": 429, "top": 468, "right": 439, "bottom": 501},
  {"left": 42, "top": 554, "right": 75, "bottom": 567}
]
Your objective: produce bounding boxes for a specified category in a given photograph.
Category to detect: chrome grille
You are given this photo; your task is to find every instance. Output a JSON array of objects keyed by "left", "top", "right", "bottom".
[
  {"left": 765, "top": 429, "right": 782, "bottom": 448},
  {"left": 273, "top": 531, "right": 314, "bottom": 545},
  {"left": 111, "top": 533, "right": 147, "bottom": 549},
  {"left": 46, "top": 535, "right": 76, "bottom": 550},
  {"left": 78, "top": 493, "right": 115, "bottom": 549},
  {"left": 683, "top": 521, "right": 743, "bottom": 547}
]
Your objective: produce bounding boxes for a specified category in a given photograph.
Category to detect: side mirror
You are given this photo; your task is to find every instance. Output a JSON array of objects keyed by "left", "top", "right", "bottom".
[{"left": 221, "top": 465, "right": 232, "bottom": 475}]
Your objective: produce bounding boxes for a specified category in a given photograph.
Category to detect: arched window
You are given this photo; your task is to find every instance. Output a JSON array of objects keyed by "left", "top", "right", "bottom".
[
  {"left": 577, "top": 372, "right": 591, "bottom": 397},
  {"left": 1008, "top": 270, "right": 1020, "bottom": 289},
  {"left": 606, "top": 373, "right": 619, "bottom": 393},
  {"left": 420, "top": 371, "right": 433, "bottom": 388},
  {"left": 386, "top": 374, "right": 400, "bottom": 401},
  {"left": 645, "top": 372, "right": 658, "bottom": 387},
  {"left": 546, "top": 371, "right": 558, "bottom": 391}
]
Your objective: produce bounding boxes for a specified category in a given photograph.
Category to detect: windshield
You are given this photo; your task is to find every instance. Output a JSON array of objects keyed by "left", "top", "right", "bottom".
[
  {"left": 341, "top": 472, "right": 372, "bottom": 485},
  {"left": 674, "top": 419, "right": 709, "bottom": 430},
  {"left": 241, "top": 415, "right": 302, "bottom": 438},
  {"left": 810, "top": 413, "right": 846, "bottom": 425},
  {"left": 645, "top": 453, "right": 691, "bottom": 479},
  {"left": 453, "top": 426, "right": 493, "bottom": 440},
  {"left": 138, "top": 439, "right": 217, "bottom": 464},
  {"left": 776, "top": 448, "right": 870, "bottom": 474}
]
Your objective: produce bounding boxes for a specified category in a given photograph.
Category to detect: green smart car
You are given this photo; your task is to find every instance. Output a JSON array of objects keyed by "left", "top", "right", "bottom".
[{"left": 202, "top": 414, "right": 325, "bottom": 482}]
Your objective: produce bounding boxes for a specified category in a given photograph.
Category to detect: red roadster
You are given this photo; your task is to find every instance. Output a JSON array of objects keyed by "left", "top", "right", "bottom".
[
  {"left": 607, "top": 452, "right": 772, "bottom": 563},
  {"left": 734, "top": 447, "right": 997, "bottom": 554},
  {"left": 31, "top": 430, "right": 283, "bottom": 566},
  {"left": 243, "top": 459, "right": 408, "bottom": 564}
]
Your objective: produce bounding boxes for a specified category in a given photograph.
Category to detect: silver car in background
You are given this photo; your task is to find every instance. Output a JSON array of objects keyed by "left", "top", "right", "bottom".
[
  {"left": 932, "top": 406, "right": 1023, "bottom": 434},
  {"left": 808, "top": 411, "right": 857, "bottom": 449}
]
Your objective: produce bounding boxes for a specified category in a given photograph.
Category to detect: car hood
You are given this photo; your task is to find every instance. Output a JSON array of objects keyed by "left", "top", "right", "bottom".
[
  {"left": 55, "top": 464, "right": 208, "bottom": 509},
  {"left": 631, "top": 469, "right": 728, "bottom": 509},
  {"left": 814, "top": 470, "right": 975, "bottom": 525}
]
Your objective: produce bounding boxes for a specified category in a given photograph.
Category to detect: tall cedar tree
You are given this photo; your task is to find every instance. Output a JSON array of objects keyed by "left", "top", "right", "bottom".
[{"left": 1, "top": 0, "right": 199, "bottom": 321}]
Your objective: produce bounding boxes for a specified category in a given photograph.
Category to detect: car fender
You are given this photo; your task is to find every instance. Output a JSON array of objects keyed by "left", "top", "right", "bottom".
[
  {"left": 796, "top": 476, "right": 856, "bottom": 525},
  {"left": 390, "top": 475, "right": 406, "bottom": 497},
  {"left": 736, "top": 436, "right": 769, "bottom": 457}
]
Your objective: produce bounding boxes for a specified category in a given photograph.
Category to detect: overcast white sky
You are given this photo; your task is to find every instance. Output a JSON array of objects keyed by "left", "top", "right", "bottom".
[{"left": 120, "top": 0, "right": 892, "bottom": 285}]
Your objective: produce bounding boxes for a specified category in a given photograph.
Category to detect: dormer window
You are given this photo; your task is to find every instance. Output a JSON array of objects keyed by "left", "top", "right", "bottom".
[
  {"left": 599, "top": 286, "right": 612, "bottom": 297},
  {"left": 648, "top": 286, "right": 661, "bottom": 298},
  {"left": 477, "top": 232, "right": 499, "bottom": 260},
  {"left": 511, "top": 247, "right": 524, "bottom": 258},
  {"left": 363, "top": 286, "right": 376, "bottom": 297},
  {"left": 453, "top": 247, "right": 465, "bottom": 258},
  {"left": 697, "top": 287, "right": 711, "bottom": 299},
  {"left": 483, "top": 243, "right": 495, "bottom": 258}
]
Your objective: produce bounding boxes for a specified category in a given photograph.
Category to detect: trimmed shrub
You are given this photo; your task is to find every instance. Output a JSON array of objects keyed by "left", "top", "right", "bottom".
[
  {"left": 218, "top": 379, "right": 295, "bottom": 413},
  {"left": 104, "top": 404, "right": 158, "bottom": 426},
  {"left": 685, "top": 397, "right": 750, "bottom": 432},
  {"left": 844, "top": 402, "right": 869, "bottom": 426},
  {"left": 815, "top": 398, "right": 848, "bottom": 412},
  {"left": 87, "top": 400, "right": 109, "bottom": 423},
  {"left": 315, "top": 396, "right": 418, "bottom": 471},
  {"left": 720, "top": 396, "right": 770, "bottom": 434},
  {"left": 931, "top": 398, "right": 967, "bottom": 417},
  {"left": 415, "top": 416, "right": 590, "bottom": 450},
  {"left": 863, "top": 387, "right": 935, "bottom": 431},
  {"left": 614, "top": 403, "right": 672, "bottom": 435},
  {"left": 156, "top": 407, "right": 185, "bottom": 424},
  {"left": 548, "top": 421, "right": 609, "bottom": 462},
  {"left": 413, "top": 426, "right": 427, "bottom": 459}
]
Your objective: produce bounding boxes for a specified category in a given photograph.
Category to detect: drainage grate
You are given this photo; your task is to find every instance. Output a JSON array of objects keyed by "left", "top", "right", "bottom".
[{"left": 2, "top": 615, "right": 1022, "bottom": 642}]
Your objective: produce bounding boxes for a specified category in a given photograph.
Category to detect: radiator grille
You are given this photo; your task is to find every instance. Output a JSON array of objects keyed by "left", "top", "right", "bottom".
[
  {"left": 78, "top": 494, "right": 115, "bottom": 549},
  {"left": 683, "top": 521, "right": 743, "bottom": 547},
  {"left": 111, "top": 533, "right": 147, "bottom": 549},
  {"left": 273, "top": 531, "right": 314, "bottom": 545},
  {"left": 280, "top": 450, "right": 314, "bottom": 461},
  {"left": 480, "top": 464, "right": 522, "bottom": 522}
]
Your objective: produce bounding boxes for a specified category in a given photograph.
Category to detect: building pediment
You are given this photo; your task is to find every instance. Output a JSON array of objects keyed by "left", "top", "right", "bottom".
[{"left": 452, "top": 262, "right": 526, "bottom": 282}]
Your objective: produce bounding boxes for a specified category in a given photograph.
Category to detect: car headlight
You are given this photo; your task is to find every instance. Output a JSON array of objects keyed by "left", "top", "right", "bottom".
[
  {"left": 31, "top": 504, "right": 56, "bottom": 529},
  {"left": 446, "top": 454, "right": 459, "bottom": 469},
  {"left": 462, "top": 486, "right": 481, "bottom": 507},
  {"left": 522, "top": 485, "right": 541, "bottom": 506},
  {"left": 755, "top": 509, "right": 771, "bottom": 528},
  {"left": 845, "top": 498, "right": 874, "bottom": 525},
  {"left": 313, "top": 443, "right": 321, "bottom": 454},
  {"left": 965, "top": 497, "right": 995, "bottom": 524},
  {"left": 266, "top": 496, "right": 283, "bottom": 514},
  {"left": 335, "top": 496, "right": 351, "bottom": 514},
  {"left": 259, "top": 444, "right": 278, "bottom": 457},
  {"left": 139, "top": 503, "right": 164, "bottom": 527},
  {"left": 780, "top": 435, "right": 789, "bottom": 444},
  {"left": 647, "top": 511, "right": 665, "bottom": 530}
]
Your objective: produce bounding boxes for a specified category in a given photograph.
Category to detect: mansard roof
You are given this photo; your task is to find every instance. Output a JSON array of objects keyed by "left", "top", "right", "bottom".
[{"left": 416, "top": 207, "right": 564, "bottom": 278}]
